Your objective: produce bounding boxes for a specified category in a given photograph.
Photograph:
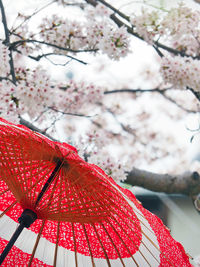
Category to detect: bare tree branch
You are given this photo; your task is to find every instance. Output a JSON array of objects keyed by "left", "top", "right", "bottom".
[
  {"left": 0, "top": 0, "right": 16, "bottom": 84},
  {"left": 19, "top": 117, "right": 57, "bottom": 141},
  {"left": 104, "top": 87, "right": 199, "bottom": 113},
  {"left": 126, "top": 168, "right": 200, "bottom": 196},
  {"left": 49, "top": 107, "right": 93, "bottom": 117},
  {"left": 28, "top": 52, "right": 87, "bottom": 65},
  {"left": 104, "top": 88, "right": 168, "bottom": 94},
  {"left": 10, "top": 39, "right": 98, "bottom": 53}
]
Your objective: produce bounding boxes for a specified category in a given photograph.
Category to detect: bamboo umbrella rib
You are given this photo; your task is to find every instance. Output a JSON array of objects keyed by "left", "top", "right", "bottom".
[
  {"left": 0, "top": 201, "right": 18, "bottom": 218},
  {"left": 53, "top": 222, "right": 60, "bottom": 267},
  {"left": 86, "top": 191, "right": 168, "bottom": 265},
  {"left": 106, "top": 193, "right": 155, "bottom": 235},
  {"left": 105, "top": 218, "right": 148, "bottom": 266},
  {"left": 72, "top": 222, "right": 78, "bottom": 267},
  {"left": 95, "top": 171, "right": 158, "bottom": 234},
  {"left": 70, "top": 174, "right": 96, "bottom": 266},
  {"left": 28, "top": 219, "right": 46, "bottom": 267},
  {"left": 0, "top": 188, "right": 9, "bottom": 197},
  {"left": 91, "top": 223, "right": 111, "bottom": 267},
  {"left": 115, "top": 211, "right": 174, "bottom": 266},
  {"left": 99, "top": 222, "right": 126, "bottom": 267},
  {"left": 82, "top": 224, "right": 95, "bottom": 267},
  {"left": 109, "top": 214, "right": 160, "bottom": 264}
]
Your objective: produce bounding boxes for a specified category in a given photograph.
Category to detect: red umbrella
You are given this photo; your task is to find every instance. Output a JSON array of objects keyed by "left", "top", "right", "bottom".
[{"left": 0, "top": 118, "right": 191, "bottom": 266}]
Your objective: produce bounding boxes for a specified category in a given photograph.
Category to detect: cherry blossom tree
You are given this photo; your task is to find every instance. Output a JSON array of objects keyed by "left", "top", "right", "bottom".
[{"left": 1, "top": 0, "right": 200, "bottom": 206}]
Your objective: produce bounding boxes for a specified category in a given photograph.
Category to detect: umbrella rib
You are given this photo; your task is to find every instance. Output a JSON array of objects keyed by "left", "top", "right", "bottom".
[
  {"left": 106, "top": 192, "right": 155, "bottom": 235},
  {"left": 82, "top": 224, "right": 95, "bottom": 267},
  {"left": 91, "top": 223, "right": 111, "bottom": 267},
  {"left": 99, "top": 222, "right": 126, "bottom": 267},
  {"left": 108, "top": 215, "right": 151, "bottom": 266},
  {"left": 72, "top": 222, "right": 78, "bottom": 267},
  {"left": 28, "top": 219, "right": 46, "bottom": 267},
  {"left": 53, "top": 221, "right": 60, "bottom": 267},
  {"left": 0, "top": 200, "right": 17, "bottom": 218},
  {"left": 0, "top": 188, "right": 9, "bottom": 197},
  {"left": 110, "top": 214, "right": 160, "bottom": 265},
  {"left": 70, "top": 184, "right": 160, "bottom": 259},
  {"left": 88, "top": 191, "right": 172, "bottom": 265},
  {"left": 115, "top": 211, "right": 174, "bottom": 266},
  {"left": 69, "top": 175, "right": 95, "bottom": 266}
]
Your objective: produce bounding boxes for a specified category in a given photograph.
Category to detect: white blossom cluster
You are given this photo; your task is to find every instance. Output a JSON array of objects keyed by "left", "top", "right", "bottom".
[
  {"left": 39, "top": 15, "right": 87, "bottom": 52},
  {"left": 88, "top": 151, "right": 131, "bottom": 182},
  {"left": 131, "top": 3, "right": 200, "bottom": 56},
  {"left": 161, "top": 4, "right": 200, "bottom": 56},
  {"left": 13, "top": 67, "right": 57, "bottom": 119},
  {"left": 130, "top": 8, "right": 161, "bottom": 44},
  {"left": 38, "top": 5, "right": 130, "bottom": 60},
  {"left": 97, "top": 25, "right": 130, "bottom": 60},
  {"left": 0, "top": 81, "right": 19, "bottom": 123},
  {"left": 75, "top": 130, "right": 132, "bottom": 182},
  {"left": 0, "top": 42, "right": 10, "bottom": 77},
  {"left": 0, "top": 66, "right": 104, "bottom": 122},
  {"left": 55, "top": 80, "right": 103, "bottom": 113},
  {"left": 161, "top": 55, "right": 200, "bottom": 92}
]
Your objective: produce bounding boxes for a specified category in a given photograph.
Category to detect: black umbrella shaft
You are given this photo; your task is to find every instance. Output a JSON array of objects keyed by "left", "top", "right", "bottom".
[
  {"left": 35, "top": 159, "right": 63, "bottom": 207},
  {"left": 0, "top": 209, "right": 37, "bottom": 265},
  {"left": 0, "top": 223, "right": 25, "bottom": 264}
]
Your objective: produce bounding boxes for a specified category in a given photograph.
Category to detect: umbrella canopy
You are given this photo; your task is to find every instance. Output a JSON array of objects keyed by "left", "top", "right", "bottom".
[{"left": 0, "top": 118, "right": 191, "bottom": 266}]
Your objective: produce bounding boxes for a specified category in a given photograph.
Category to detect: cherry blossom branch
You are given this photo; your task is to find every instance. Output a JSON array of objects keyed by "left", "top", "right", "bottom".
[
  {"left": 104, "top": 88, "right": 168, "bottom": 94},
  {"left": 188, "top": 87, "right": 200, "bottom": 102},
  {"left": 19, "top": 117, "right": 57, "bottom": 141},
  {"left": 28, "top": 52, "right": 87, "bottom": 65},
  {"left": 96, "top": 0, "right": 130, "bottom": 21},
  {"left": 0, "top": 0, "right": 16, "bottom": 84},
  {"left": 126, "top": 168, "right": 200, "bottom": 196},
  {"left": 49, "top": 107, "right": 92, "bottom": 117},
  {"left": 10, "top": 39, "right": 98, "bottom": 53},
  {"left": 105, "top": 88, "right": 199, "bottom": 113},
  {"left": 85, "top": 0, "right": 191, "bottom": 58}
]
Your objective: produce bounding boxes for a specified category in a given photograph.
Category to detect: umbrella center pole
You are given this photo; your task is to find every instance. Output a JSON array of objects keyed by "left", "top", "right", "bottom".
[
  {"left": 34, "top": 159, "right": 63, "bottom": 207},
  {"left": 0, "top": 209, "right": 37, "bottom": 265}
]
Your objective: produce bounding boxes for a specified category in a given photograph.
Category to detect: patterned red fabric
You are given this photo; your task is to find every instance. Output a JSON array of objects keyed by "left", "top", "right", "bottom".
[{"left": 0, "top": 118, "right": 192, "bottom": 266}]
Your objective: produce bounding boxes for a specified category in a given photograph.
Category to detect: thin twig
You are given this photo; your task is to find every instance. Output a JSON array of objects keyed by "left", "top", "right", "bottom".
[
  {"left": 11, "top": 1, "right": 55, "bottom": 33},
  {"left": 49, "top": 107, "right": 93, "bottom": 117},
  {"left": 0, "top": 76, "right": 14, "bottom": 83},
  {"left": 104, "top": 87, "right": 199, "bottom": 113},
  {"left": 104, "top": 87, "right": 168, "bottom": 94}
]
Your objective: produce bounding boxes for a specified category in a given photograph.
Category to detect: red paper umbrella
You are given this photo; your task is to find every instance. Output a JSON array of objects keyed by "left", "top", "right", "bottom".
[{"left": 0, "top": 118, "right": 191, "bottom": 266}]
